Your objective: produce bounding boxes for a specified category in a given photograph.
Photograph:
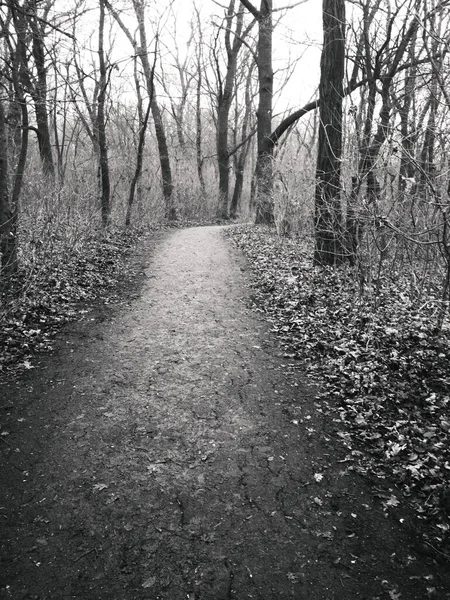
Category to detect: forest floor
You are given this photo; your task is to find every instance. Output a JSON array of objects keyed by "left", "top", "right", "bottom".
[{"left": 1, "top": 224, "right": 449, "bottom": 600}]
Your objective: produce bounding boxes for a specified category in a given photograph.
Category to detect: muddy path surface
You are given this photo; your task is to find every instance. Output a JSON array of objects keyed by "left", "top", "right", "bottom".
[{"left": 1, "top": 226, "right": 449, "bottom": 600}]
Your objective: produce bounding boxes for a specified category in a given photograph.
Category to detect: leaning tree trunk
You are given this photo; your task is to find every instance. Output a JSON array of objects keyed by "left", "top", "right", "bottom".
[
  {"left": 314, "top": 0, "right": 346, "bottom": 265},
  {"left": 132, "top": 0, "right": 175, "bottom": 221},
  {"left": 126, "top": 100, "right": 152, "bottom": 227}
]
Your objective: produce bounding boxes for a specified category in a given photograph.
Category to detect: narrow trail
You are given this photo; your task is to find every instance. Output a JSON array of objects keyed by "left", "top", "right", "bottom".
[{"left": 1, "top": 226, "right": 448, "bottom": 600}]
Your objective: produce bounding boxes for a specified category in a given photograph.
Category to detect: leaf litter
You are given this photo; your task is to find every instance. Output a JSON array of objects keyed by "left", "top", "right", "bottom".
[
  {"left": 0, "top": 229, "right": 144, "bottom": 374},
  {"left": 225, "top": 225, "right": 450, "bottom": 555}
]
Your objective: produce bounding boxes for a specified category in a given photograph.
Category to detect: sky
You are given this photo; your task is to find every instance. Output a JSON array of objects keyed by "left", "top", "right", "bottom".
[
  {"left": 62, "top": 0, "right": 323, "bottom": 114},
  {"left": 168, "top": 0, "right": 324, "bottom": 112}
]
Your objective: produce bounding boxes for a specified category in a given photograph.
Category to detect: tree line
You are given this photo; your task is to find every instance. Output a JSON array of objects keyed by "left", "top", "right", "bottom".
[{"left": 1, "top": 0, "right": 450, "bottom": 326}]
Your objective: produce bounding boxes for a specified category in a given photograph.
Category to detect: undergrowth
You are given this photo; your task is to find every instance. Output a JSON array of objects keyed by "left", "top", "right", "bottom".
[
  {"left": 226, "top": 224, "right": 450, "bottom": 556},
  {"left": 0, "top": 226, "right": 145, "bottom": 372}
]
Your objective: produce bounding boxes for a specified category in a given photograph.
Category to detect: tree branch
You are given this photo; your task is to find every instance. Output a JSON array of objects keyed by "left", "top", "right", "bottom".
[
  {"left": 269, "top": 46, "right": 446, "bottom": 149},
  {"left": 240, "top": 0, "right": 260, "bottom": 19}
]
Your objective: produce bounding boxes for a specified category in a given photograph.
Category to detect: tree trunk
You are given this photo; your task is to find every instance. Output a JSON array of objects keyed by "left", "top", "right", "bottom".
[
  {"left": 1, "top": 2, "right": 31, "bottom": 276},
  {"left": 196, "top": 53, "right": 206, "bottom": 197},
  {"left": 254, "top": 0, "right": 274, "bottom": 224},
  {"left": 0, "top": 98, "right": 16, "bottom": 278},
  {"left": 126, "top": 100, "right": 152, "bottom": 227},
  {"left": 240, "top": 0, "right": 274, "bottom": 224},
  {"left": 230, "top": 60, "right": 254, "bottom": 219},
  {"left": 29, "top": 1, "right": 55, "bottom": 179},
  {"left": 230, "top": 159, "right": 244, "bottom": 219},
  {"left": 216, "top": 1, "right": 245, "bottom": 220},
  {"left": 97, "top": 0, "right": 111, "bottom": 227},
  {"left": 314, "top": 0, "right": 345, "bottom": 266},
  {"left": 132, "top": 0, "right": 175, "bottom": 220}
]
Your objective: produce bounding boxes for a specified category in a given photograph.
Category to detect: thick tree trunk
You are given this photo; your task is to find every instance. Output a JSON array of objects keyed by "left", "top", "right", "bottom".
[
  {"left": 29, "top": 2, "right": 55, "bottom": 179},
  {"left": 1, "top": 4, "right": 32, "bottom": 276},
  {"left": 254, "top": 0, "right": 274, "bottom": 224},
  {"left": 240, "top": 0, "right": 274, "bottom": 224},
  {"left": 314, "top": 0, "right": 345, "bottom": 265}
]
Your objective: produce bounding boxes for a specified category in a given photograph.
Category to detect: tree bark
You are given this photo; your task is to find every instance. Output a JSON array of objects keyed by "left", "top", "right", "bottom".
[
  {"left": 28, "top": 0, "right": 55, "bottom": 179},
  {"left": 97, "top": 0, "right": 111, "bottom": 227},
  {"left": 196, "top": 57, "right": 206, "bottom": 197},
  {"left": 1, "top": 2, "right": 31, "bottom": 276},
  {"left": 0, "top": 98, "right": 16, "bottom": 278},
  {"left": 216, "top": 1, "right": 246, "bottom": 219},
  {"left": 314, "top": 0, "right": 345, "bottom": 266},
  {"left": 132, "top": 0, "right": 175, "bottom": 220},
  {"left": 126, "top": 100, "right": 151, "bottom": 227},
  {"left": 241, "top": 0, "right": 274, "bottom": 224},
  {"left": 230, "top": 62, "right": 254, "bottom": 218}
]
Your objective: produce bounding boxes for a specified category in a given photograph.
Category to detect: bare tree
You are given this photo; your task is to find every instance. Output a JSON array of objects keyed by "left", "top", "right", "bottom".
[
  {"left": 0, "top": 0, "right": 30, "bottom": 276},
  {"left": 230, "top": 55, "right": 256, "bottom": 218},
  {"left": 0, "top": 97, "right": 15, "bottom": 277},
  {"left": 27, "top": 0, "right": 55, "bottom": 179},
  {"left": 97, "top": 0, "right": 111, "bottom": 227},
  {"left": 240, "top": 0, "right": 274, "bottom": 224},
  {"left": 194, "top": 6, "right": 206, "bottom": 197},
  {"left": 212, "top": 1, "right": 255, "bottom": 219},
  {"left": 105, "top": 0, "right": 176, "bottom": 220}
]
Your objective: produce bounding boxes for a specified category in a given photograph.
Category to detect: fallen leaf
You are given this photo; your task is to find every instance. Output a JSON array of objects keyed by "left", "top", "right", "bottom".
[
  {"left": 142, "top": 576, "right": 156, "bottom": 588},
  {"left": 93, "top": 483, "right": 108, "bottom": 491}
]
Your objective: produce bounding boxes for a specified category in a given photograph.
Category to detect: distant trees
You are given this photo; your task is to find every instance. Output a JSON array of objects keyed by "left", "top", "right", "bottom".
[
  {"left": 105, "top": 0, "right": 176, "bottom": 221},
  {"left": 2, "top": 0, "right": 450, "bottom": 316}
]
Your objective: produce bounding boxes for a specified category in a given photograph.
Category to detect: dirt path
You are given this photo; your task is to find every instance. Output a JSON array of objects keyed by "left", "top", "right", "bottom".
[{"left": 1, "top": 226, "right": 449, "bottom": 600}]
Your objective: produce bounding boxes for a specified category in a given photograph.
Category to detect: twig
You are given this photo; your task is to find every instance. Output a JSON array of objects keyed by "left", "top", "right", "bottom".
[
  {"left": 73, "top": 547, "right": 97, "bottom": 563},
  {"left": 424, "top": 541, "right": 450, "bottom": 561}
]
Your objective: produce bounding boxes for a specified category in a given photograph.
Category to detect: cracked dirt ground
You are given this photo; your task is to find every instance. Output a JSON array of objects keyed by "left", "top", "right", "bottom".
[{"left": 1, "top": 225, "right": 449, "bottom": 600}]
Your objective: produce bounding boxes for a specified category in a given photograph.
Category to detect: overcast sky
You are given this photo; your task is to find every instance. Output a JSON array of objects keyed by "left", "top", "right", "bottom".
[
  {"left": 177, "top": 0, "right": 324, "bottom": 112},
  {"left": 68, "top": 0, "right": 323, "bottom": 113}
]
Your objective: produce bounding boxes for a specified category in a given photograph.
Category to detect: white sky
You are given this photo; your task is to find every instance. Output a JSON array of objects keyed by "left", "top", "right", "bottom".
[
  {"left": 168, "top": 0, "right": 324, "bottom": 112},
  {"left": 62, "top": 0, "right": 323, "bottom": 114}
]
